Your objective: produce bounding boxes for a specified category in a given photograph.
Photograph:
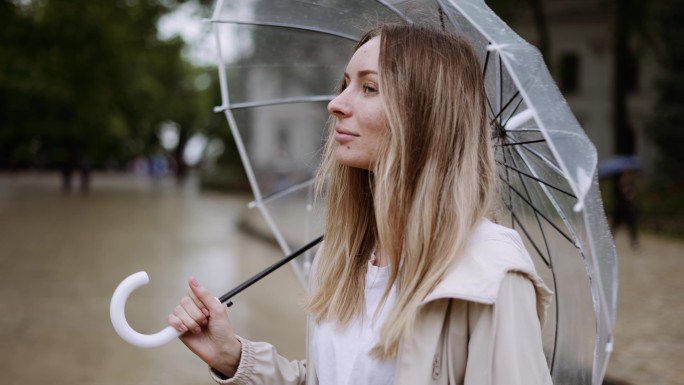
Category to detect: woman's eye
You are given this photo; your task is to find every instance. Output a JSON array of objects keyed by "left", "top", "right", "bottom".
[{"left": 363, "top": 84, "right": 378, "bottom": 94}]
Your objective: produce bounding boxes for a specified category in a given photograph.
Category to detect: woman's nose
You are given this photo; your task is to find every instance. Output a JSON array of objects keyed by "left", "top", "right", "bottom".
[{"left": 327, "top": 93, "right": 349, "bottom": 118}]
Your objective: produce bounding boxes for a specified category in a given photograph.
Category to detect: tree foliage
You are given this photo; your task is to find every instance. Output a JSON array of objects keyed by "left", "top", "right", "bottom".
[{"left": 0, "top": 0, "right": 214, "bottom": 174}]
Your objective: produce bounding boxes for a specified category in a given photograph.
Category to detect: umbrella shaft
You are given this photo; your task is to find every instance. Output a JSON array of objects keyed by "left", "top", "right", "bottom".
[{"left": 219, "top": 235, "right": 324, "bottom": 305}]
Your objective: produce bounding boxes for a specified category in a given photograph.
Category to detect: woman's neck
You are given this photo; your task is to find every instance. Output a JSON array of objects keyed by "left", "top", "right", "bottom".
[{"left": 372, "top": 246, "right": 389, "bottom": 267}]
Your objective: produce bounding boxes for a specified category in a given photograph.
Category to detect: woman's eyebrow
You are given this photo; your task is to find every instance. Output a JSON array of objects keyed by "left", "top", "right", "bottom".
[
  {"left": 358, "top": 70, "right": 379, "bottom": 77},
  {"left": 342, "top": 70, "right": 379, "bottom": 80}
]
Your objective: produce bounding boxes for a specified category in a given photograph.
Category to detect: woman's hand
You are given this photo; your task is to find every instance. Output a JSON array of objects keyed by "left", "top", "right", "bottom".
[{"left": 167, "top": 278, "right": 242, "bottom": 378}]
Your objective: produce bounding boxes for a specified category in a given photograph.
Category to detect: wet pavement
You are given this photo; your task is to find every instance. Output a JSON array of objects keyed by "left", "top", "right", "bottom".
[
  {"left": 0, "top": 173, "right": 307, "bottom": 385},
  {"left": 0, "top": 172, "right": 682, "bottom": 385},
  {"left": 603, "top": 231, "right": 684, "bottom": 385}
]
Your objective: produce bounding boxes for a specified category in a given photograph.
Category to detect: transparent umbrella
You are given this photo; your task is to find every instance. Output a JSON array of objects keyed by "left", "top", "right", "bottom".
[
  {"left": 208, "top": 0, "right": 617, "bottom": 384},
  {"left": 111, "top": 1, "right": 617, "bottom": 384}
]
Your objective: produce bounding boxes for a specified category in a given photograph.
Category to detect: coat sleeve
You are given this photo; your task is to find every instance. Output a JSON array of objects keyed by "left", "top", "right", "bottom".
[
  {"left": 463, "top": 272, "right": 553, "bottom": 385},
  {"left": 209, "top": 336, "right": 307, "bottom": 385}
]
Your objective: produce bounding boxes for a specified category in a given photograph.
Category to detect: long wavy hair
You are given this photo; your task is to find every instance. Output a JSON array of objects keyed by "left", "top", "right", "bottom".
[{"left": 305, "top": 23, "right": 497, "bottom": 359}]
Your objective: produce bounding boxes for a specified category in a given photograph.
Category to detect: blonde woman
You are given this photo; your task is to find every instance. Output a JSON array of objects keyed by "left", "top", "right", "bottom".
[{"left": 168, "top": 23, "right": 554, "bottom": 385}]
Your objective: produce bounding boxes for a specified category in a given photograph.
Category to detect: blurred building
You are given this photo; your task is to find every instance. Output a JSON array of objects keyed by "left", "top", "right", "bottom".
[
  {"left": 233, "top": 1, "right": 659, "bottom": 183},
  {"left": 230, "top": 28, "right": 351, "bottom": 194},
  {"left": 508, "top": 0, "right": 658, "bottom": 176}
]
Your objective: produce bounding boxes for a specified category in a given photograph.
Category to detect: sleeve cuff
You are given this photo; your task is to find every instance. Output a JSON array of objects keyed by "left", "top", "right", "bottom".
[
  {"left": 209, "top": 336, "right": 256, "bottom": 384},
  {"left": 209, "top": 367, "right": 232, "bottom": 384}
]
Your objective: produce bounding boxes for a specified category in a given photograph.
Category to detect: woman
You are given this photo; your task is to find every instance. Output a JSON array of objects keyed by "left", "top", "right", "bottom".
[{"left": 167, "top": 23, "right": 554, "bottom": 385}]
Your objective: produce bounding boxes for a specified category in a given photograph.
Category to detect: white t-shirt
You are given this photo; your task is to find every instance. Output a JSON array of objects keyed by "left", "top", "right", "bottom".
[{"left": 313, "top": 258, "right": 397, "bottom": 385}]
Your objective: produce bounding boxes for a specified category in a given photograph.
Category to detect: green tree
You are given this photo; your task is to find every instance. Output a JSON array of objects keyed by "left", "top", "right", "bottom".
[
  {"left": 0, "top": 1, "right": 48, "bottom": 168},
  {"left": 0, "top": 0, "right": 217, "bottom": 181}
]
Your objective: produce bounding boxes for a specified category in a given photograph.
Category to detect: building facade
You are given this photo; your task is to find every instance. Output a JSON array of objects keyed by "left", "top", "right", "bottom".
[{"left": 506, "top": 0, "right": 658, "bottom": 176}]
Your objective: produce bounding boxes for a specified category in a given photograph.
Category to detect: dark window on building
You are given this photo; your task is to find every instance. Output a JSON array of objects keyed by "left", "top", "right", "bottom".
[{"left": 559, "top": 53, "right": 581, "bottom": 94}]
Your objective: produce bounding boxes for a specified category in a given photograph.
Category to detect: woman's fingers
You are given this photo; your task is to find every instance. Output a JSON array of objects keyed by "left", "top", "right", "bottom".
[
  {"left": 187, "top": 279, "right": 211, "bottom": 318},
  {"left": 181, "top": 295, "right": 209, "bottom": 326},
  {"left": 167, "top": 313, "right": 188, "bottom": 333},
  {"left": 172, "top": 302, "right": 204, "bottom": 334},
  {"left": 189, "top": 277, "right": 226, "bottom": 317},
  {"left": 167, "top": 277, "right": 230, "bottom": 337}
]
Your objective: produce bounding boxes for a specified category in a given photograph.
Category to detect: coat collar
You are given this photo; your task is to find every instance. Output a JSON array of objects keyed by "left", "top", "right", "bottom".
[{"left": 421, "top": 219, "right": 553, "bottom": 323}]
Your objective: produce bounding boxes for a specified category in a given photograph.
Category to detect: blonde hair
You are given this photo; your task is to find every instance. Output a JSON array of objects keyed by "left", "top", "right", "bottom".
[{"left": 305, "top": 23, "right": 497, "bottom": 359}]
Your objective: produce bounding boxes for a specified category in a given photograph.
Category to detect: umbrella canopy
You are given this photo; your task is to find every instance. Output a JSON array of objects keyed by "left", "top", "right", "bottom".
[{"left": 209, "top": 1, "right": 617, "bottom": 384}]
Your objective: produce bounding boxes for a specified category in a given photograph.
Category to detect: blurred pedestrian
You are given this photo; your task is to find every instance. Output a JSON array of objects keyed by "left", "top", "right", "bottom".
[
  {"left": 80, "top": 156, "right": 92, "bottom": 193},
  {"left": 167, "top": 23, "right": 553, "bottom": 385},
  {"left": 612, "top": 169, "right": 639, "bottom": 248}
]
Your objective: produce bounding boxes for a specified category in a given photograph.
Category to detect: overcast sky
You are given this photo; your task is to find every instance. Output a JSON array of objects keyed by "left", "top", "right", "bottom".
[{"left": 158, "top": 1, "right": 217, "bottom": 65}]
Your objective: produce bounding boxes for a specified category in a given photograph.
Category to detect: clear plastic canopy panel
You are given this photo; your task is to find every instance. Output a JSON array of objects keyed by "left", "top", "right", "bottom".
[{"left": 209, "top": 1, "right": 617, "bottom": 384}]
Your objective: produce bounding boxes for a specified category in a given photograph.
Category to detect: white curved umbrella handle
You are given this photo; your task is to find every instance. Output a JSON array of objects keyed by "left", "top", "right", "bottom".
[{"left": 110, "top": 271, "right": 181, "bottom": 348}]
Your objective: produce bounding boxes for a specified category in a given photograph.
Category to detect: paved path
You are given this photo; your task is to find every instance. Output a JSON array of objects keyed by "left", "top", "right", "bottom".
[
  {"left": 0, "top": 173, "right": 307, "bottom": 385},
  {"left": 0, "top": 172, "right": 681, "bottom": 385},
  {"left": 604, "top": 231, "right": 684, "bottom": 385}
]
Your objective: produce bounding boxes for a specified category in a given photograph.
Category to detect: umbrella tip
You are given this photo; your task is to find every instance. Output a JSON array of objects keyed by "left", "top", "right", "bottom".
[
  {"left": 573, "top": 201, "right": 584, "bottom": 212},
  {"left": 605, "top": 340, "right": 613, "bottom": 353}
]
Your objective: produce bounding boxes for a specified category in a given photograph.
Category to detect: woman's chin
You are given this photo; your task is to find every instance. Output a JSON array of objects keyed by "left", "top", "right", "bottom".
[{"left": 335, "top": 152, "right": 370, "bottom": 170}]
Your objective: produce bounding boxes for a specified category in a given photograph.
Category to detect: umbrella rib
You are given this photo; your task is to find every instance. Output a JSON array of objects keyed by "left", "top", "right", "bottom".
[
  {"left": 506, "top": 146, "right": 553, "bottom": 267},
  {"left": 502, "top": 201, "right": 550, "bottom": 267},
  {"left": 515, "top": 146, "right": 586, "bottom": 253},
  {"left": 508, "top": 139, "right": 566, "bottom": 177},
  {"left": 499, "top": 55, "right": 504, "bottom": 122},
  {"left": 497, "top": 176, "right": 576, "bottom": 245},
  {"left": 489, "top": 55, "right": 527, "bottom": 131},
  {"left": 489, "top": 91, "right": 522, "bottom": 126},
  {"left": 497, "top": 139, "right": 546, "bottom": 147},
  {"left": 495, "top": 160, "right": 576, "bottom": 198},
  {"left": 210, "top": 19, "right": 357, "bottom": 41},
  {"left": 496, "top": 121, "right": 515, "bottom": 228},
  {"left": 501, "top": 96, "right": 525, "bottom": 127},
  {"left": 506, "top": 129, "right": 542, "bottom": 133},
  {"left": 227, "top": 95, "right": 334, "bottom": 110},
  {"left": 483, "top": 50, "right": 497, "bottom": 117},
  {"left": 503, "top": 145, "right": 551, "bottom": 267},
  {"left": 249, "top": 179, "right": 315, "bottom": 208}
]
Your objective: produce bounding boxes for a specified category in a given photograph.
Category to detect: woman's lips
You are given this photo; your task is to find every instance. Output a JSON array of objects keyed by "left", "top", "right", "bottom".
[{"left": 335, "top": 127, "right": 358, "bottom": 143}]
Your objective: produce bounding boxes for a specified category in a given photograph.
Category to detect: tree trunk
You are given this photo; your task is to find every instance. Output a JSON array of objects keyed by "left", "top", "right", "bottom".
[
  {"left": 174, "top": 126, "right": 189, "bottom": 180},
  {"left": 612, "top": 0, "right": 637, "bottom": 155},
  {"left": 527, "top": 0, "right": 552, "bottom": 71}
]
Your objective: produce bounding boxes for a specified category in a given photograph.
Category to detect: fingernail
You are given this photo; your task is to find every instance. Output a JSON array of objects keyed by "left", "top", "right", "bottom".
[
  {"left": 202, "top": 308, "right": 210, "bottom": 317},
  {"left": 193, "top": 327, "right": 201, "bottom": 334},
  {"left": 180, "top": 324, "right": 188, "bottom": 332},
  {"left": 190, "top": 277, "right": 199, "bottom": 287}
]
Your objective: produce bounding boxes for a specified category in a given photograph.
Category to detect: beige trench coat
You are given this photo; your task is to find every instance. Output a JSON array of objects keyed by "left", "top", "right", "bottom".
[{"left": 212, "top": 220, "right": 554, "bottom": 385}]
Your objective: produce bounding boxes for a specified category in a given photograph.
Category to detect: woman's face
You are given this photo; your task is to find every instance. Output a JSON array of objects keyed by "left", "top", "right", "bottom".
[{"left": 328, "top": 36, "right": 387, "bottom": 170}]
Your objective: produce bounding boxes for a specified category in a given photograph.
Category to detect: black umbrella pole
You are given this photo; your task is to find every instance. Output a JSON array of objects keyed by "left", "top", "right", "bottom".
[{"left": 218, "top": 235, "right": 324, "bottom": 307}]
